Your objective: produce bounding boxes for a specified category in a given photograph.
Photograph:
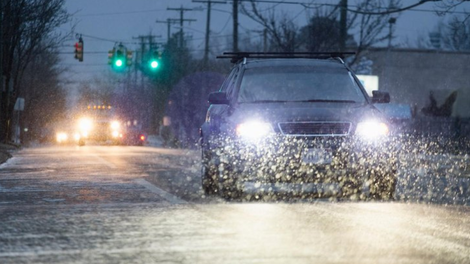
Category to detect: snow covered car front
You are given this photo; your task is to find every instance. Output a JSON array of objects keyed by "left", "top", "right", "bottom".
[{"left": 200, "top": 53, "right": 398, "bottom": 200}]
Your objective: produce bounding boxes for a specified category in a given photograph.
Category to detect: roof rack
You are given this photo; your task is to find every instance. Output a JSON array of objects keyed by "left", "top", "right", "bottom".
[{"left": 217, "top": 52, "right": 356, "bottom": 63}]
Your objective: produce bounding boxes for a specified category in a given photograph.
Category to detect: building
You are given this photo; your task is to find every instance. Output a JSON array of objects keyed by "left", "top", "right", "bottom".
[{"left": 362, "top": 48, "right": 470, "bottom": 118}]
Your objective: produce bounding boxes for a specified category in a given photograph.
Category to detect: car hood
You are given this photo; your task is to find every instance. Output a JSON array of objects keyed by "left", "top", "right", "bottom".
[{"left": 228, "top": 102, "right": 383, "bottom": 125}]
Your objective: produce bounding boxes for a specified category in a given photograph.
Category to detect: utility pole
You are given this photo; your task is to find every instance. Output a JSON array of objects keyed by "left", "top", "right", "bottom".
[
  {"left": 156, "top": 18, "right": 179, "bottom": 43},
  {"left": 167, "top": 5, "right": 197, "bottom": 48},
  {"left": 233, "top": 0, "right": 238, "bottom": 52},
  {"left": 133, "top": 34, "right": 161, "bottom": 88},
  {"left": 263, "top": 28, "right": 267, "bottom": 52},
  {"left": 193, "top": 0, "right": 226, "bottom": 66},
  {"left": 388, "top": 17, "right": 397, "bottom": 48},
  {"left": 253, "top": 29, "right": 268, "bottom": 52},
  {"left": 339, "top": 0, "right": 347, "bottom": 52}
]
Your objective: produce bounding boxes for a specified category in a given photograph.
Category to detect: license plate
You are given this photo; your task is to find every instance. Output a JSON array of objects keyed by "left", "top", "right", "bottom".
[{"left": 301, "top": 148, "right": 332, "bottom": 165}]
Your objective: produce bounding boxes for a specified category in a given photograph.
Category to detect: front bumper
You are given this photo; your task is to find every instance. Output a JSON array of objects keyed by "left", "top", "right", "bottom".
[{"left": 209, "top": 135, "right": 398, "bottom": 186}]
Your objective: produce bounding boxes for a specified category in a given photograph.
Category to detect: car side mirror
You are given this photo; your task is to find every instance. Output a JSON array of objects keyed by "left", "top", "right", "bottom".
[
  {"left": 208, "top": 91, "right": 229, "bottom": 105},
  {"left": 372, "top": 90, "right": 390, "bottom": 104}
]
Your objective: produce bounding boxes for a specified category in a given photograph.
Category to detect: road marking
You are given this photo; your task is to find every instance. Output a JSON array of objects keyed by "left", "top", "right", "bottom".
[
  {"left": 90, "top": 153, "right": 117, "bottom": 169},
  {"left": 134, "top": 178, "right": 188, "bottom": 205}
]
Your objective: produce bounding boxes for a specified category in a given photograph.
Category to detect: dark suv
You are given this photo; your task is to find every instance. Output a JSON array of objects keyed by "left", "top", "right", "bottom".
[{"left": 200, "top": 52, "right": 397, "bottom": 200}]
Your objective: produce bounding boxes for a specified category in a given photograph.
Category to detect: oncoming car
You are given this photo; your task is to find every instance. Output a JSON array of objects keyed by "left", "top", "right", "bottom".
[
  {"left": 200, "top": 52, "right": 398, "bottom": 200},
  {"left": 75, "top": 117, "right": 124, "bottom": 146}
]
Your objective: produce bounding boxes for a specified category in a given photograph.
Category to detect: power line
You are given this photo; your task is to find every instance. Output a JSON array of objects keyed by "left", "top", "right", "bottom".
[
  {"left": 236, "top": 0, "right": 470, "bottom": 15},
  {"left": 79, "top": 33, "right": 135, "bottom": 45},
  {"left": 57, "top": 51, "right": 110, "bottom": 54},
  {"left": 76, "top": 8, "right": 167, "bottom": 17}
]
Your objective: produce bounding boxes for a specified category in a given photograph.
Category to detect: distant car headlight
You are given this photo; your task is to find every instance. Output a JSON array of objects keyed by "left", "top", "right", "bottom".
[
  {"left": 111, "top": 131, "right": 120, "bottom": 138},
  {"left": 356, "top": 120, "right": 389, "bottom": 139},
  {"left": 78, "top": 118, "right": 92, "bottom": 132},
  {"left": 111, "top": 121, "right": 120, "bottom": 130},
  {"left": 236, "top": 121, "right": 274, "bottom": 140},
  {"left": 56, "top": 132, "right": 68, "bottom": 143}
]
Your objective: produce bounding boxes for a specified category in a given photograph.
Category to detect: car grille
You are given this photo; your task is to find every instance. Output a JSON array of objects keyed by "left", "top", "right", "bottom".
[{"left": 278, "top": 122, "right": 351, "bottom": 136}]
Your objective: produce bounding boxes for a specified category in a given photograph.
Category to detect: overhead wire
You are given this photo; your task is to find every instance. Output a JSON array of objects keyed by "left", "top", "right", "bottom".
[{"left": 76, "top": 8, "right": 167, "bottom": 17}]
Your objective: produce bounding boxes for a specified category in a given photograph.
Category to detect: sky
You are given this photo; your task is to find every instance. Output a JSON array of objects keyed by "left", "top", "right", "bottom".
[{"left": 58, "top": 0, "right": 467, "bottom": 86}]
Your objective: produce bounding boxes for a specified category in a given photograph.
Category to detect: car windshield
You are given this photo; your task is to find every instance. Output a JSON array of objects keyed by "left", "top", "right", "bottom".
[{"left": 238, "top": 66, "right": 366, "bottom": 103}]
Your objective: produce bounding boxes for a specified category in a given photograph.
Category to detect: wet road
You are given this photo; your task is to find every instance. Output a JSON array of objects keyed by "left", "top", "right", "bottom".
[{"left": 0, "top": 145, "right": 469, "bottom": 263}]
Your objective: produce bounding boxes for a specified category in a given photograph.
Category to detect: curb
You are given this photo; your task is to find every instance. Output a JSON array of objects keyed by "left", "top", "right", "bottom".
[
  {"left": 0, "top": 151, "right": 11, "bottom": 165},
  {"left": 0, "top": 143, "right": 18, "bottom": 165}
]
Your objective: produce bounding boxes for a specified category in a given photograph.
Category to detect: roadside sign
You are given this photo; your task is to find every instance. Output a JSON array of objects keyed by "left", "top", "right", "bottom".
[{"left": 14, "top": 97, "right": 25, "bottom": 111}]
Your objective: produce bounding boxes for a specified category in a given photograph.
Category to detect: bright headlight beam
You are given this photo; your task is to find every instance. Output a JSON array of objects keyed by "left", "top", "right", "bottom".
[
  {"left": 236, "top": 121, "right": 273, "bottom": 140},
  {"left": 111, "top": 131, "right": 119, "bottom": 138},
  {"left": 56, "top": 132, "right": 68, "bottom": 143},
  {"left": 111, "top": 121, "right": 120, "bottom": 130},
  {"left": 356, "top": 121, "right": 389, "bottom": 139},
  {"left": 78, "top": 118, "right": 92, "bottom": 132}
]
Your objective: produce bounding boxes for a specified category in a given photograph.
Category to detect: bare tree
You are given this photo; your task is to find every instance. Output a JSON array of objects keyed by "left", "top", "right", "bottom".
[
  {"left": 20, "top": 46, "right": 67, "bottom": 143},
  {"left": 441, "top": 16, "right": 470, "bottom": 51},
  {"left": 240, "top": 0, "right": 394, "bottom": 67},
  {"left": 0, "top": 0, "right": 69, "bottom": 142},
  {"left": 241, "top": 3, "right": 300, "bottom": 52}
]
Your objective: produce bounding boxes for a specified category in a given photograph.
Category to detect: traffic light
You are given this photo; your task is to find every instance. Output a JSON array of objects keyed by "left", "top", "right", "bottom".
[
  {"left": 108, "top": 44, "right": 132, "bottom": 72},
  {"left": 112, "top": 46, "right": 127, "bottom": 71},
  {"left": 147, "top": 51, "right": 161, "bottom": 72},
  {"left": 126, "top": 50, "right": 133, "bottom": 66},
  {"left": 74, "top": 37, "right": 84, "bottom": 62},
  {"left": 108, "top": 49, "right": 115, "bottom": 65}
]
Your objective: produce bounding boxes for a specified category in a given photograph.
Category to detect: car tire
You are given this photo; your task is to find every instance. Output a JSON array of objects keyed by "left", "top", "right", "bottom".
[
  {"left": 365, "top": 163, "right": 397, "bottom": 201},
  {"left": 201, "top": 148, "right": 218, "bottom": 195},
  {"left": 217, "top": 162, "right": 242, "bottom": 200},
  {"left": 370, "top": 172, "right": 397, "bottom": 200}
]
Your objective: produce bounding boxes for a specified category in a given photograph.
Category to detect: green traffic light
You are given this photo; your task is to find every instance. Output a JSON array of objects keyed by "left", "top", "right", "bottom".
[
  {"left": 115, "top": 59, "right": 123, "bottom": 67},
  {"left": 150, "top": 60, "right": 159, "bottom": 69}
]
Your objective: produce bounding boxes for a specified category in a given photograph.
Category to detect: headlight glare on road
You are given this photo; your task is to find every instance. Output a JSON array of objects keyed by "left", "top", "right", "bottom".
[
  {"left": 356, "top": 120, "right": 389, "bottom": 139},
  {"left": 236, "top": 121, "right": 273, "bottom": 140}
]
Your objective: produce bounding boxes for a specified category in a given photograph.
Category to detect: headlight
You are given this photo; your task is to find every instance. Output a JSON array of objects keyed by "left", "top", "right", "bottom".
[
  {"left": 111, "top": 121, "right": 120, "bottom": 130},
  {"left": 111, "top": 131, "right": 120, "bottom": 138},
  {"left": 78, "top": 118, "right": 92, "bottom": 132},
  {"left": 356, "top": 120, "right": 389, "bottom": 139},
  {"left": 56, "top": 132, "right": 68, "bottom": 143},
  {"left": 236, "top": 121, "right": 273, "bottom": 140}
]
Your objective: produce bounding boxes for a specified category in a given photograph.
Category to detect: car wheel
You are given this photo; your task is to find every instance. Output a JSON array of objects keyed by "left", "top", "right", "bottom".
[
  {"left": 217, "top": 162, "right": 242, "bottom": 200},
  {"left": 365, "top": 163, "right": 397, "bottom": 201},
  {"left": 201, "top": 148, "right": 218, "bottom": 195}
]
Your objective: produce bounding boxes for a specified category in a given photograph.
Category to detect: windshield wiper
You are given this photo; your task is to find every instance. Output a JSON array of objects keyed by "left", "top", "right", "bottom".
[
  {"left": 241, "top": 99, "right": 358, "bottom": 103},
  {"left": 293, "top": 99, "right": 358, "bottom": 103},
  {"left": 242, "top": 100, "right": 291, "bottom": 103}
]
